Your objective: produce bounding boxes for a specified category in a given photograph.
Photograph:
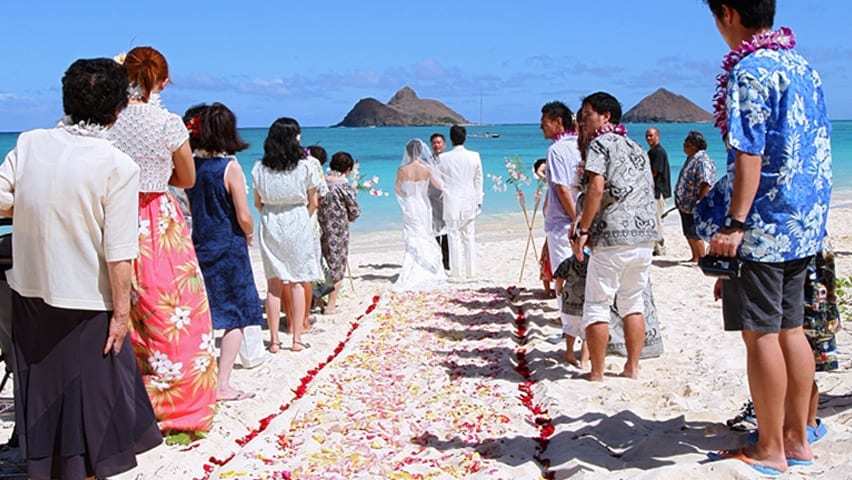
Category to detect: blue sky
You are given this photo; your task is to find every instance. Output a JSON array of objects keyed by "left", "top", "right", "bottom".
[{"left": 1, "top": 0, "right": 850, "bottom": 131}]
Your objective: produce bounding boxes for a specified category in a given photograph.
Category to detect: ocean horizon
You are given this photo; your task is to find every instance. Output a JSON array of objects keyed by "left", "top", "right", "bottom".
[{"left": 2, "top": 121, "right": 850, "bottom": 232}]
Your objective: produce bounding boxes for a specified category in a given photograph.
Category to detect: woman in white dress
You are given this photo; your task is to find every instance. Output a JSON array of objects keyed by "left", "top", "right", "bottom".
[
  {"left": 393, "top": 139, "right": 447, "bottom": 291},
  {"left": 252, "top": 117, "right": 324, "bottom": 352}
]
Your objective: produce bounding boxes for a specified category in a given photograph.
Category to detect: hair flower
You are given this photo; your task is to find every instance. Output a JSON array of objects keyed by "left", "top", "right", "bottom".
[{"left": 113, "top": 52, "right": 127, "bottom": 65}]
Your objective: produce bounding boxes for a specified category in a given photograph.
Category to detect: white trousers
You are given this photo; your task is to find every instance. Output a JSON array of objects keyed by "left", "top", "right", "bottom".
[{"left": 447, "top": 216, "right": 477, "bottom": 279}]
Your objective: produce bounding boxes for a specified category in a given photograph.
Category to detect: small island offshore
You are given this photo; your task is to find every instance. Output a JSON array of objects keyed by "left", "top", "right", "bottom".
[
  {"left": 335, "top": 86, "right": 468, "bottom": 127},
  {"left": 623, "top": 88, "right": 713, "bottom": 123}
]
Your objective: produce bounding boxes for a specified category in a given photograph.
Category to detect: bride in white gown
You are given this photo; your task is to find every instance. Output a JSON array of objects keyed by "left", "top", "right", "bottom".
[{"left": 393, "top": 139, "right": 448, "bottom": 291}]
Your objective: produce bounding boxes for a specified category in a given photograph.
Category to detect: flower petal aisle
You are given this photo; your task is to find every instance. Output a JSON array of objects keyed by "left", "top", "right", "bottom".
[{"left": 215, "top": 289, "right": 544, "bottom": 479}]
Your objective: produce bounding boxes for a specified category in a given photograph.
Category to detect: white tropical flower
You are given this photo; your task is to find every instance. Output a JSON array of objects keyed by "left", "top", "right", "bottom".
[{"left": 170, "top": 307, "right": 191, "bottom": 329}]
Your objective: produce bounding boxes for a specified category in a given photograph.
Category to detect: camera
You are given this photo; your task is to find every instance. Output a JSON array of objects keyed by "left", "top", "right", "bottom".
[{"left": 698, "top": 255, "right": 742, "bottom": 279}]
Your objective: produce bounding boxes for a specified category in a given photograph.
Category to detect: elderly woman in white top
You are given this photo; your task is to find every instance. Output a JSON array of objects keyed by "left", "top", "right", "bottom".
[{"left": 0, "top": 59, "right": 160, "bottom": 480}]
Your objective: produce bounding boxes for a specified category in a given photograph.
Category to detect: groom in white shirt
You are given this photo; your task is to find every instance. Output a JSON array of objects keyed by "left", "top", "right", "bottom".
[{"left": 439, "top": 125, "right": 483, "bottom": 280}]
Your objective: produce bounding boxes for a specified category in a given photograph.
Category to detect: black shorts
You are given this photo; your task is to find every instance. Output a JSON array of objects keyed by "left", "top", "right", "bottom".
[
  {"left": 722, "top": 257, "right": 811, "bottom": 333},
  {"left": 680, "top": 211, "right": 699, "bottom": 240}
]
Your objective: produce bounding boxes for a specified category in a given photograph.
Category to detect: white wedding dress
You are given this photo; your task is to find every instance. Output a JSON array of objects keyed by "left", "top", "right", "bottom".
[{"left": 393, "top": 140, "right": 447, "bottom": 292}]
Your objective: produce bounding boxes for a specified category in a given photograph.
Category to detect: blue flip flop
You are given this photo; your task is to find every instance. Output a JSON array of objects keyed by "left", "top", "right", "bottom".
[
  {"left": 787, "top": 457, "right": 814, "bottom": 468},
  {"left": 707, "top": 449, "right": 783, "bottom": 478},
  {"left": 745, "top": 418, "right": 828, "bottom": 446}
]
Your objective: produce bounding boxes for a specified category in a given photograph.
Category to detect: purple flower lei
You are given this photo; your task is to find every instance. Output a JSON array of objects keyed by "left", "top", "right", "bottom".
[
  {"left": 593, "top": 123, "right": 628, "bottom": 139},
  {"left": 713, "top": 27, "right": 796, "bottom": 138}
]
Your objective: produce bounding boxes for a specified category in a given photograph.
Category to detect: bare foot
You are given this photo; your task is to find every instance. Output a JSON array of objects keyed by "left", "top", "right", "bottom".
[
  {"left": 217, "top": 387, "right": 255, "bottom": 402},
  {"left": 582, "top": 372, "right": 604, "bottom": 382},
  {"left": 563, "top": 350, "right": 580, "bottom": 367},
  {"left": 325, "top": 306, "right": 338, "bottom": 315},
  {"left": 267, "top": 341, "right": 281, "bottom": 354},
  {"left": 620, "top": 365, "right": 640, "bottom": 379}
]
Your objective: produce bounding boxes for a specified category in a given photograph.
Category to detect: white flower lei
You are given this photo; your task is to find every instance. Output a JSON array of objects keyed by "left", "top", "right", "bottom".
[{"left": 57, "top": 116, "right": 109, "bottom": 138}]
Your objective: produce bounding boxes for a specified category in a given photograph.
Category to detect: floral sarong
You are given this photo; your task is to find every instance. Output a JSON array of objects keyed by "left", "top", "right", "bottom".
[{"left": 130, "top": 192, "right": 217, "bottom": 433}]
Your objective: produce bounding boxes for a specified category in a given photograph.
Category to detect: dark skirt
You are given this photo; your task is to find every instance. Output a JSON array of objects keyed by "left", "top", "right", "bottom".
[{"left": 12, "top": 293, "right": 162, "bottom": 480}]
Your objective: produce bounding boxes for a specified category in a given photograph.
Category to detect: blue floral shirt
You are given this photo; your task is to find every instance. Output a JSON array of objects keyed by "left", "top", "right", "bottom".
[{"left": 695, "top": 48, "right": 832, "bottom": 262}]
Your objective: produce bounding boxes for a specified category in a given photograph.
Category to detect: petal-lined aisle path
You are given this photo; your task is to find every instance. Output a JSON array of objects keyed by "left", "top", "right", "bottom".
[{"left": 212, "top": 288, "right": 545, "bottom": 479}]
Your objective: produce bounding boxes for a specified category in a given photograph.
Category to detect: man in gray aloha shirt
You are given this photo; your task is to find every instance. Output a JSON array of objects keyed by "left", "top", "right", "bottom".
[{"left": 571, "top": 92, "right": 659, "bottom": 381}]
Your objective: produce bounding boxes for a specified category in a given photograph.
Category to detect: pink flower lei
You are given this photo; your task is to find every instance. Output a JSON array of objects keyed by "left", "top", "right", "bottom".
[
  {"left": 593, "top": 123, "right": 628, "bottom": 139},
  {"left": 713, "top": 27, "right": 796, "bottom": 138}
]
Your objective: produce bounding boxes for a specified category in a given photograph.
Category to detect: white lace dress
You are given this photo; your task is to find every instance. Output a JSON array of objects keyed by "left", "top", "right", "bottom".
[
  {"left": 393, "top": 180, "right": 447, "bottom": 291},
  {"left": 253, "top": 160, "right": 324, "bottom": 283}
]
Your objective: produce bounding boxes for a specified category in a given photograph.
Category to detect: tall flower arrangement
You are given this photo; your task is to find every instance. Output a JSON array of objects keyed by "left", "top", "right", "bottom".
[{"left": 348, "top": 163, "right": 389, "bottom": 197}]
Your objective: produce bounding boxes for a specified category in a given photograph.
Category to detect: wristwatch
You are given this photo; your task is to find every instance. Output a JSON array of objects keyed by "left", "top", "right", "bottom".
[{"left": 722, "top": 216, "right": 746, "bottom": 231}]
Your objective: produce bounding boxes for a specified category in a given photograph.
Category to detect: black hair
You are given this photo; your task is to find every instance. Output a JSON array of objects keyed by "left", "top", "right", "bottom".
[
  {"left": 262, "top": 117, "right": 305, "bottom": 172},
  {"left": 62, "top": 58, "right": 129, "bottom": 126},
  {"left": 581, "top": 92, "right": 623, "bottom": 125},
  {"left": 449, "top": 125, "right": 466, "bottom": 146},
  {"left": 330, "top": 151, "right": 355, "bottom": 174},
  {"left": 183, "top": 103, "right": 208, "bottom": 123},
  {"left": 430, "top": 132, "right": 445, "bottom": 142},
  {"left": 541, "top": 101, "right": 574, "bottom": 130},
  {"left": 183, "top": 103, "right": 209, "bottom": 151},
  {"left": 308, "top": 145, "right": 328, "bottom": 165},
  {"left": 684, "top": 130, "right": 708, "bottom": 151},
  {"left": 533, "top": 158, "right": 547, "bottom": 172},
  {"left": 193, "top": 102, "right": 248, "bottom": 155},
  {"left": 706, "top": 0, "right": 775, "bottom": 29}
]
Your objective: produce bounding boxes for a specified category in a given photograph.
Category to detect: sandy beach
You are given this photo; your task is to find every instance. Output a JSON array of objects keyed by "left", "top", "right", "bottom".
[{"left": 2, "top": 197, "right": 852, "bottom": 479}]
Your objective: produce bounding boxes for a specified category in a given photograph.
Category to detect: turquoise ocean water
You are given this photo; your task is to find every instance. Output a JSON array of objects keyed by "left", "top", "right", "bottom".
[{"left": 1, "top": 121, "right": 850, "bottom": 232}]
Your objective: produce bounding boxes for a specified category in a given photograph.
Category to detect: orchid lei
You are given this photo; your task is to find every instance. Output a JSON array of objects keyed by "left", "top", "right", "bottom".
[{"left": 713, "top": 27, "right": 796, "bottom": 138}]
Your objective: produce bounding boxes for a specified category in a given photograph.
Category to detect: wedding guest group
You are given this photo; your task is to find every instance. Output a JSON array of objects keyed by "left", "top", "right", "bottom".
[{"left": 694, "top": 0, "right": 832, "bottom": 475}]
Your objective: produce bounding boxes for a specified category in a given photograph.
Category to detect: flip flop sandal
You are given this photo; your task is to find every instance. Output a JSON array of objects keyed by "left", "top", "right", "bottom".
[
  {"left": 292, "top": 341, "right": 311, "bottom": 352},
  {"left": 707, "top": 449, "right": 783, "bottom": 478},
  {"left": 267, "top": 342, "right": 282, "bottom": 353},
  {"left": 786, "top": 457, "right": 814, "bottom": 468},
  {"left": 218, "top": 391, "right": 256, "bottom": 403},
  {"left": 745, "top": 418, "right": 828, "bottom": 446}
]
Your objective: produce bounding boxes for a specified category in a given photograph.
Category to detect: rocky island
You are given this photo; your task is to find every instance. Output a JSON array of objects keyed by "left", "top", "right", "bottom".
[
  {"left": 623, "top": 88, "right": 712, "bottom": 123},
  {"left": 335, "top": 86, "right": 468, "bottom": 127}
]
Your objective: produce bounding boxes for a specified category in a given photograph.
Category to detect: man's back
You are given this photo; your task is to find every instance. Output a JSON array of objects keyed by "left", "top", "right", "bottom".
[{"left": 439, "top": 146, "right": 483, "bottom": 211}]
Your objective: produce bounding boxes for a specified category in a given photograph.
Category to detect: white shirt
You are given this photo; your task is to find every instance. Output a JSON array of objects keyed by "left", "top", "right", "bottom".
[
  {"left": 544, "top": 134, "right": 582, "bottom": 233},
  {"left": 438, "top": 145, "right": 484, "bottom": 222},
  {"left": 0, "top": 128, "right": 140, "bottom": 310}
]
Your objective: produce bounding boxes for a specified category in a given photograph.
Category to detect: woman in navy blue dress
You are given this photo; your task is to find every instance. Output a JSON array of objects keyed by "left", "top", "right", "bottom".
[{"left": 185, "top": 103, "right": 262, "bottom": 401}]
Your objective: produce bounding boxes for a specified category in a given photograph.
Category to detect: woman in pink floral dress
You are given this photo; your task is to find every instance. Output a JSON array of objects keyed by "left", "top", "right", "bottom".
[{"left": 108, "top": 47, "right": 217, "bottom": 434}]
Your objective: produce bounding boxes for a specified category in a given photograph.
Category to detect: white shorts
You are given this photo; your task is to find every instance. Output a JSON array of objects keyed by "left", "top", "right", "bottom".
[
  {"left": 582, "top": 244, "right": 652, "bottom": 329},
  {"left": 546, "top": 229, "right": 572, "bottom": 273},
  {"left": 561, "top": 313, "right": 585, "bottom": 339}
]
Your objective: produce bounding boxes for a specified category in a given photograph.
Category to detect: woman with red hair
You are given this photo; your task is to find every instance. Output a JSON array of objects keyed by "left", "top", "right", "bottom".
[{"left": 108, "top": 46, "right": 216, "bottom": 435}]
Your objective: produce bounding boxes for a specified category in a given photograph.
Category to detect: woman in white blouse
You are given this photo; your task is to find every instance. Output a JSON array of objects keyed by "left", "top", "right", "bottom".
[
  {"left": 107, "top": 47, "right": 217, "bottom": 434},
  {"left": 0, "top": 58, "right": 161, "bottom": 480}
]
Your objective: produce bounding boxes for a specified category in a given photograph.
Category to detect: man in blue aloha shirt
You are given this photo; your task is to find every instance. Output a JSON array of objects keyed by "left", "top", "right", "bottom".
[{"left": 696, "top": 0, "right": 832, "bottom": 475}]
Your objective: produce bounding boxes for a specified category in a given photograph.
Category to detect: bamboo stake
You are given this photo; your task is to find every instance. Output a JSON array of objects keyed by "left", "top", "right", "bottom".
[{"left": 518, "top": 187, "right": 543, "bottom": 283}]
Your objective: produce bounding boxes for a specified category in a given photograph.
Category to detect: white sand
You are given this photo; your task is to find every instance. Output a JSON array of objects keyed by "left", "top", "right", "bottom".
[{"left": 1, "top": 200, "right": 851, "bottom": 479}]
